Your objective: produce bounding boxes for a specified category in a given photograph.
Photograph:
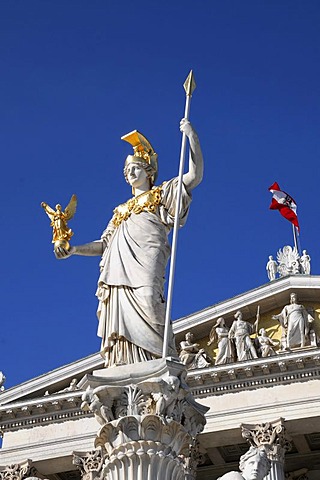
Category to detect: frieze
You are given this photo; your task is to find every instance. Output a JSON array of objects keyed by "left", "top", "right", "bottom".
[{"left": 187, "top": 348, "right": 320, "bottom": 396}]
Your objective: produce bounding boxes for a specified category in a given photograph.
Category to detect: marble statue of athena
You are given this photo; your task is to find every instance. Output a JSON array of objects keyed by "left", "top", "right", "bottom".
[{"left": 55, "top": 118, "right": 204, "bottom": 367}]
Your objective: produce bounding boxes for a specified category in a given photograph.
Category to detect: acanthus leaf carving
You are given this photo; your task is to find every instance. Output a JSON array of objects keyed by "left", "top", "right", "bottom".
[
  {"left": 0, "top": 461, "right": 38, "bottom": 480},
  {"left": 241, "top": 418, "right": 292, "bottom": 463},
  {"left": 73, "top": 449, "right": 105, "bottom": 480}
]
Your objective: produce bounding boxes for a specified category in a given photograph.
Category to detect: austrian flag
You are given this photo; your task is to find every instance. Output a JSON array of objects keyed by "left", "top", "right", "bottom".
[{"left": 268, "top": 182, "right": 300, "bottom": 232}]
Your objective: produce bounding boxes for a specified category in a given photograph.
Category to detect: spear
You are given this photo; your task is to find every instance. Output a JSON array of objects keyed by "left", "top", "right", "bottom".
[
  {"left": 162, "top": 70, "right": 196, "bottom": 358},
  {"left": 255, "top": 305, "right": 261, "bottom": 336}
]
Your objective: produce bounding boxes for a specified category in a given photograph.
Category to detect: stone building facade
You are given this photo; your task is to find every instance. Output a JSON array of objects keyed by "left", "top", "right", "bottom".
[{"left": 1, "top": 274, "right": 320, "bottom": 479}]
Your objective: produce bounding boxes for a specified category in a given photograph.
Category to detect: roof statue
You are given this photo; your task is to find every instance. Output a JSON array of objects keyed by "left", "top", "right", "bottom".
[
  {"left": 266, "top": 246, "right": 312, "bottom": 281},
  {"left": 266, "top": 255, "right": 277, "bottom": 281},
  {"left": 300, "top": 250, "right": 311, "bottom": 274},
  {"left": 277, "top": 245, "right": 300, "bottom": 276},
  {"left": 44, "top": 118, "right": 203, "bottom": 368},
  {"left": 0, "top": 371, "right": 5, "bottom": 391}
]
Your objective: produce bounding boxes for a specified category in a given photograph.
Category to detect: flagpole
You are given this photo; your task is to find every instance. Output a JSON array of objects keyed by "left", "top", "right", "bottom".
[
  {"left": 297, "top": 229, "right": 302, "bottom": 256},
  {"left": 292, "top": 224, "right": 299, "bottom": 253},
  {"left": 162, "top": 70, "right": 196, "bottom": 358}
]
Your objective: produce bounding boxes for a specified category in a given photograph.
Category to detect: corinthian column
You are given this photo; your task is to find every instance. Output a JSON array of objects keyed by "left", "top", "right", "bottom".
[
  {"left": 241, "top": 418, "right": 292, "bottom": 480},
  {"left": 77, "top": 358, "right": 208, "bottom": 480}
]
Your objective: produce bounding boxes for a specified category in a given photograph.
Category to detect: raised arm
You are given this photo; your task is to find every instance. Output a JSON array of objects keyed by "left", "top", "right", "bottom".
[{"left": 180, "top": 118, "right": 204, "bottom": 192}]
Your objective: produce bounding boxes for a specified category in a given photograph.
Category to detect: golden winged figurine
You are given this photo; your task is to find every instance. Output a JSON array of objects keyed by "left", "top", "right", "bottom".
[{"left": 41, "top": 194, "right": 77, "bottom": 250}]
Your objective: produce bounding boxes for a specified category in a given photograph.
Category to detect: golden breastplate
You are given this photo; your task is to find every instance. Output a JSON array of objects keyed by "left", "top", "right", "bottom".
[{"left": 112, "top": 185, "right": 162, "bottom": 227}]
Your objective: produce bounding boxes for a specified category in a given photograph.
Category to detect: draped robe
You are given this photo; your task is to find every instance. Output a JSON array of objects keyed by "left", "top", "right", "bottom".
[
  {"left": 95, "top": 178, "right": 192, "bottom": 366},
  {"left": 280, "top": 303, "right": 312, "bottom": 348}
]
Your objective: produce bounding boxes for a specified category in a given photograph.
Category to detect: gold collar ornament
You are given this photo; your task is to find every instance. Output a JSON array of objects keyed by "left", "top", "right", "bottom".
[{"left": 111, "top": 185, "right": 163, "bottom": 228}]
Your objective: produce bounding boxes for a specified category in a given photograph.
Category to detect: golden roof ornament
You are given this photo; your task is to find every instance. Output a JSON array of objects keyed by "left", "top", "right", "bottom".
[{"left": 121, "top": 130, "right": 158, "bottom": 184}]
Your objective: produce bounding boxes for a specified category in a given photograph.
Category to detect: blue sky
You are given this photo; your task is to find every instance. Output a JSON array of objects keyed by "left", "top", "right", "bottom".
[{"left": 1, "top": 0, "right": 320, "bottom": 390}]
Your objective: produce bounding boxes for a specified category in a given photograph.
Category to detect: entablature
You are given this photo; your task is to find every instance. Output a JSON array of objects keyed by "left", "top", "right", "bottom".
[
  {"left": 187, "top": 347, "right": 320, "bottom": 397},
  {"left": 0, "top": 391, "right": 89, "bottom": 433}
]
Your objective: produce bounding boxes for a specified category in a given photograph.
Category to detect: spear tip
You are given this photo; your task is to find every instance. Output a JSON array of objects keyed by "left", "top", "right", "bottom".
[{"left": 183, "top": 70, "right": 196, "bottom": 96}]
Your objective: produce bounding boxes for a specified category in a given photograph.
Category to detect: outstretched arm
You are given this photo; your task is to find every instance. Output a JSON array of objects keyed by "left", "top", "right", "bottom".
[
  {"left": 55, "top": 240, "right": 103, "bottom": 259},
  {"left": 180, "top": 118, "right": 204, "bottom": 192}
]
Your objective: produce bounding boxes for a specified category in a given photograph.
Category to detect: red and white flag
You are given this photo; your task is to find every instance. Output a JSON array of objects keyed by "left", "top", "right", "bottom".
[{"left": 268, "top": 182, "right": 300, "bottom": 232}]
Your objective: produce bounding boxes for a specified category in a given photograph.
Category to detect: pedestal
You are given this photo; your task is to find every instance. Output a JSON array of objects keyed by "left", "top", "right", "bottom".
[{"left": 75, "top": 358, "right": 208, "bottom": 480}]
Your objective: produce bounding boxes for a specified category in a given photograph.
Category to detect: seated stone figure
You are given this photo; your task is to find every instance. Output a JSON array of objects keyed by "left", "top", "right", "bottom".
[
  {"left": 218, "top": 446, "right": 271, "bottom": 480},
  {"left": 179, "top": 332, "right": 211, "bottom": 370}
]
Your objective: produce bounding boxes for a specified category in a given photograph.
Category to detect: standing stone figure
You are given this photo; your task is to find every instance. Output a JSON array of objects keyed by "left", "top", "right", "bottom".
[
  {"left": 218, "top": 446, "right": 271, "bottom": 480},
  {"left": 179, "top": 332, "right": 211, "bottom": 369},
  {"left": 0, "top": 371, "right": 5, "bottom": 391},
  {"left": 256, "top": 328, "right": 278, "bottom": 357},
  {"left": 55, "top": 119, "right": 203, "bottom": 367},
  {"left": 228, "top": 311, "right": 258, "bottom": 361},
  {"left": 300, "top": 250, "right": 311, "bottom": 275},
  {"left": 272, "top": 292, "right": 314, "bottom": 349},
  {"left": 207, "top": 317, "right": 235, "bottom": 365},
  {"left": 266, "top": 255, "right": 278, "bottom": 281}
]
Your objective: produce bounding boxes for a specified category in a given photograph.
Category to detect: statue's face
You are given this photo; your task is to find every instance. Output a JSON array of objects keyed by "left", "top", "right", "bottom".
[
  {"left": 218, "top": 318, "right": 225, "bottom": 327},
  {"left": 290, "top": 294, "right": 297, "bottom": 304},
  {"left": 126, "top": 162, "right": 149, "bottom": 189},
  {"left": 242, "top": 455, "right": 267, "bottom": 480}
]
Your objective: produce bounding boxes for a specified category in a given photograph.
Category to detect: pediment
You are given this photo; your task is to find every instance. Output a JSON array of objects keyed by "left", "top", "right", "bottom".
[{"left": 173, "top": 274, "right": 320, "bottom": 343}]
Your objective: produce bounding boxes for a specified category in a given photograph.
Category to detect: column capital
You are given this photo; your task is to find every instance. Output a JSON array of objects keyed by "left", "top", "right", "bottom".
[
  {"left": 0, "top": 460, "right": 38, "bottom": 480},
  {"left": 73, "top": 450, "right": 105, "bottom": 480},
  {"left": 241, "top": 418, "right": 292, "bottom": 462}
]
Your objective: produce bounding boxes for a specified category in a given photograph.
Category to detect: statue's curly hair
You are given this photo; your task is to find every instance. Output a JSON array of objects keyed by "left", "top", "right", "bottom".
[{"left": 239, "top": 447, "right": 271, "bottom": 476}]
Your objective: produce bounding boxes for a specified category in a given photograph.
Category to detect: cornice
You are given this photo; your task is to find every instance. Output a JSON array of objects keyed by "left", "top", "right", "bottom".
[
  {"left": 0, "top": 353, "right": 104, "bottom": 406},
  {"left": 0, "top": 390, "right": 91, "bottom": 433}
]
